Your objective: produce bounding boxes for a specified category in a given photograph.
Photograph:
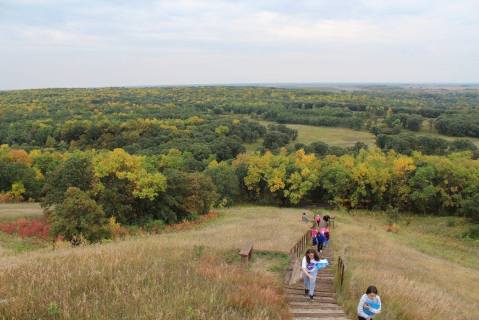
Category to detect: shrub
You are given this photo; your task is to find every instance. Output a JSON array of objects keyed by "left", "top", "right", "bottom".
[
  {"left": 144, "top": 219, "right": 165, "bottom": 233},
  {"left": 462, "top": 225, "right": 479, "bottom": 240},
  {"left": 0, "top": 218, "right": 50, "bottom": 239},
  {"left": 49, "top": 187, "right": 111, "bottom": 244}
]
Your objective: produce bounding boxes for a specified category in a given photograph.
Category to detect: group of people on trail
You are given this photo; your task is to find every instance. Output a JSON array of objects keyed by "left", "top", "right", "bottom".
[
  {"left": 311, "top": 214, "right": 330, "bottom": 253},
  {"left": 301, "top": 211, "right": 382, "bottom": 320}
]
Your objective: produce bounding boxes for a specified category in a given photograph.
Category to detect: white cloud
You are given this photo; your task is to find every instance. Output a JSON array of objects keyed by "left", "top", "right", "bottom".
[{"left": 0, "top": 0, "right": 478, "bottom": 89}]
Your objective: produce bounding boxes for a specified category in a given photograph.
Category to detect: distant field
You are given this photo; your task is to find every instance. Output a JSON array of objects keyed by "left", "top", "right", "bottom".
[
  {"left": 334, "top": 211, "right": 479, "bottom": 320},
  {"left": 287, "top": 123, "right": 376, "bottom": 147},
  {"left": 244, "top": 118, "right": 376, "bottom": 152},
  {"left": 0, "top": 203, "right": 43, "bottom": 222},
  {"left": 418, "top": 120, "right": 479, "bottom": 146},
  {"left": 421, "top": 131, "right": 479, "bottom": 147}
]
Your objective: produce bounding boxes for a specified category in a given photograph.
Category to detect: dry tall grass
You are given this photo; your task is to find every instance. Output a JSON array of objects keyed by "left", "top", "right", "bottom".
[
  {"left": 0, "top": 240, "right": 290, "bottom": 319},
  {"left": 0, "top": 205, "right": 307, "bottom": 319},
  {"left": 157, "top": 206, "right": 308, "bottom": 252},
  {"left": 333, "top": 212, "right": 479, "bottom": 320}
]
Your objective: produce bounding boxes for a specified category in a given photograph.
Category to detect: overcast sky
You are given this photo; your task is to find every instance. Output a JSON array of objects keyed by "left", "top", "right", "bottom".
[{"left": 1, "top": 0, "right": 478, "bottom": 90}]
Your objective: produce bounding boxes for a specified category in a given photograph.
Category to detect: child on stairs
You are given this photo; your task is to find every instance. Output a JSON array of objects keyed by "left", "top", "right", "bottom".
[
  {"left": 357, "top": 285, "right": 382, "bottom": 320},
  {"left": 302, "top": 249, "right": 320, "bottom": 300}
]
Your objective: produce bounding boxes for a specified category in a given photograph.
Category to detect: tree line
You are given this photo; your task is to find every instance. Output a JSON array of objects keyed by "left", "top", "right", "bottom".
[{"left": 1, "top": 144, "right": 478, "bottom": 243}]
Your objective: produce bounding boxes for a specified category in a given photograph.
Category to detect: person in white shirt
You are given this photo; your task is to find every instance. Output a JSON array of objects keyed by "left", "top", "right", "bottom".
[
  {"left": 301, "top": 248, "right": 320, "bottom": 300},
  {"left": 357, "top": 285, "right": 382, "bottom": 320}
]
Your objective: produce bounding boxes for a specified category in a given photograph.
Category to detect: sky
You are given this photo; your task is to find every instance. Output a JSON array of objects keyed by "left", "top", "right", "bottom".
[{"left": 1, "top": 0, "right": 479, "bottom": 90}]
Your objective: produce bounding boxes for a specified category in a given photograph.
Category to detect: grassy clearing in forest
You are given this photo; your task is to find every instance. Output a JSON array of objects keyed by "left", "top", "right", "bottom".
[
  {"left": 332, "top": 211, "right": 479, "bottom": 320},
  {"left": 0, "top": 203, "right": 48, "bottom": 256},
  {"left": 243, "top": 119, "right": 376, "bottom": 153},
  {"left": 0, "top": 203, "right": 43, "bottom": 222},
  {"left": 286, "top": 123, "right": 376, "bottom": 147},
  {"left": 0, "top": 205, "right": 307, "bottom": 319}
]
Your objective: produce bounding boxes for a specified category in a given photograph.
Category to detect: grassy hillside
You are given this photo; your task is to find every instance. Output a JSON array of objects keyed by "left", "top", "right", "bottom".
[
  {"left": 0, "top": 206, "right": 308, "bottom": 319},
  {"left": 333, "top": 211, "right": 479, "bottom": 320},
  {"left": 2, "top": 204, "right": 478, "bottom": 319}
]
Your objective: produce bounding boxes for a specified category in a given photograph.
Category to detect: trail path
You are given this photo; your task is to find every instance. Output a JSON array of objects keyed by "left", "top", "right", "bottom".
[{"left": 285, "top": 244, "right": 349, "bottom": 319}]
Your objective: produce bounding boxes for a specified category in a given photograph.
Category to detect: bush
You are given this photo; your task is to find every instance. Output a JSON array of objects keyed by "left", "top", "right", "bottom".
[
  {"left": 462, "top": 225, "right": 479, "bottom": 240},
  {"left": 144, "top": 219, "right": 166, "bottom": 233},
  {"left": 49, "top": 187, "right": 111, "bottom": 244},
  {"left": 0, "top": 218, "right": 50, "bottom": 239}
]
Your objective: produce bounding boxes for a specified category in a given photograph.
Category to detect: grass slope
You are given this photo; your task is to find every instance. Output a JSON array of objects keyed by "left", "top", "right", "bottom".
[
  {"left": 0, "top": 206, "right": 307, "bottom": 319},
  {"left": 333, "top": 211, "right": 479, "bottom": 320}
]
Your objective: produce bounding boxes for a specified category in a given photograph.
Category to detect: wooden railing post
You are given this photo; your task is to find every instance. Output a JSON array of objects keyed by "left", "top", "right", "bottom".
[{"left": 337, "top": 256, "right": 345, "bottom": 288}]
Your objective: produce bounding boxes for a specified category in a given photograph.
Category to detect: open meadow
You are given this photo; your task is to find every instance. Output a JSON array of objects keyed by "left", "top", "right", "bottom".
[
  {"left": 244, "top": 119, "right": 376, "bottom": 153},
  {"left": 0, "top": 205, "right": 308, "bottom": 320}
]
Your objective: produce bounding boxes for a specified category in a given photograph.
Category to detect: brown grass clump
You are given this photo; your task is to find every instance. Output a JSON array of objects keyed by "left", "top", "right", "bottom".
[{"left": 333, "top": 212, "right": 479, "bottom": 320}]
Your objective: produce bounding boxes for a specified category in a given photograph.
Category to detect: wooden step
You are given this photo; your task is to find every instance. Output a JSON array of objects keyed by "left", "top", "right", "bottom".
[
  {"left": 292, "top": 311, "right": 346, "bottom": 317},
  {"left": 288, "top": 303, "right": 343, "bottom": 310},
  {"left": 285, "top": 287, "right": 335, "bottom": 294},
  {"left": 292, "top": 314, "right": 347, "bottom": 319},
  {"left": 293, "top": 317, "right": 350, "bottom": 320},
  {"left": 287, "top": 296, "right": 336, "bottom": 303},
  {"left": 287, "top": 292, "right": 335, "bottom": 298},
  {"left": 286, "top": 233, "right": 348, "bottom": 320}
]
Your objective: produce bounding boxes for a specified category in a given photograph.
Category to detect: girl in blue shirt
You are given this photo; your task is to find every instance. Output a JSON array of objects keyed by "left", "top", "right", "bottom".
[{"left": 357, "top": 285, "right": 382, "bottom": 320}]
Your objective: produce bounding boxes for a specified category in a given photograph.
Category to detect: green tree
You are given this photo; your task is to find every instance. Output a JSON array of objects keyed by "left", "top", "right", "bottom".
[
  {"left": 42, "top": 153, "right": 94, "bottom": 206},
  {"left": 49, "top": 187, "right": 111, "bottom": 244}
]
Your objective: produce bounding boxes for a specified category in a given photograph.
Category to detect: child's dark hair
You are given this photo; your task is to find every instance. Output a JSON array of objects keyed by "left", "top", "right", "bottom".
[
  {"left": 366, "top": 286, "right": 378, "bottom": 295},
  {"left": 323, "top": 215, "right": 330, "bottom": 222},
  {"left": 305, "top": 248, "right": 320, "bottom": 263}
]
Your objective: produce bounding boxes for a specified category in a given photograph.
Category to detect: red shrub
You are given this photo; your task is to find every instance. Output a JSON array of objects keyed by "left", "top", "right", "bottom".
[{"left": 0, "top": 218, "right": 50, "bottom": 240}]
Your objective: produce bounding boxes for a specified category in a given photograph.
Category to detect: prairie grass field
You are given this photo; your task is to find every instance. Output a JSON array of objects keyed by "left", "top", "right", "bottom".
[
  {"left": 286, "top": 124, "right": 376, "bottom": 147},
  {"left": 244, "top": 119, "right": 376, "bottom": 152},
  {"left": 0, "top": 205, "right": 307, "bottom": 319},
  {"left": 0, "top": 203, "right": 43, "bottom": 222},
  {"left": 1, "top": 203, "right": 478, "bottom": 320},
  {"left": 333, "top": 210, "right": 479, "bottom": 320}
]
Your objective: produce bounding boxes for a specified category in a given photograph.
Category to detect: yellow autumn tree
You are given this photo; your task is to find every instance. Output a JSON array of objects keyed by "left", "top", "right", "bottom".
[{"left": 93, "top": 148, "right": 166, "bottom": 200}]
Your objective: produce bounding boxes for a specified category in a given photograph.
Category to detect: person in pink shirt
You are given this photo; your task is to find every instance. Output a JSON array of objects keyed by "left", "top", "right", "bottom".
[{"left": 311, "top": 225, "right": 318, "bottom": 239}]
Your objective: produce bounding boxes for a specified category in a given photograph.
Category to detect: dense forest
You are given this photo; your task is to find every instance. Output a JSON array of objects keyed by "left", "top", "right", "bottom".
[{"left": 1, "top": 86, "right": 479, "bottom": 242}]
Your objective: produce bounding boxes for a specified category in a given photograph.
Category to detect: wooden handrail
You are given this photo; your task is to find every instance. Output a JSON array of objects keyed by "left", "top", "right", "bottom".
[{"left": 289, "top": 228, "right": 312, "bottom": 259}]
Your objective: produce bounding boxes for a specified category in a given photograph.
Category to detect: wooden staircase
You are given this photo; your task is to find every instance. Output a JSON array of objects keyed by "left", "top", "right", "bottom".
[{"left": 285, "top": 246, "right": 349, "bottom": 320}]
